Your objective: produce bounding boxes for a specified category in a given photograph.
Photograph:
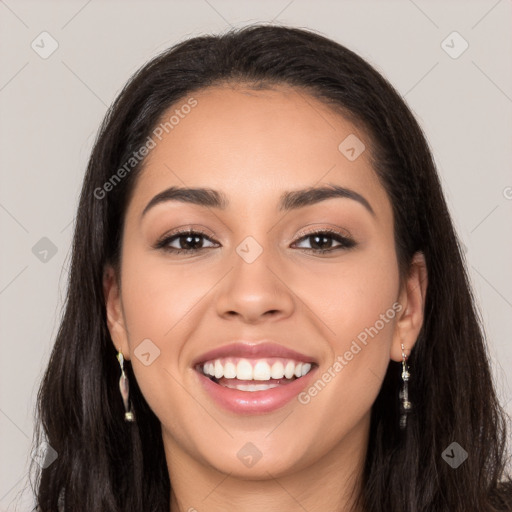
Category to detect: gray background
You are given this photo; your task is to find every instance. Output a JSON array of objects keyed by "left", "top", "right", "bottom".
[{"left": 1, "top": 0, "right": 511, "bottom": 509}]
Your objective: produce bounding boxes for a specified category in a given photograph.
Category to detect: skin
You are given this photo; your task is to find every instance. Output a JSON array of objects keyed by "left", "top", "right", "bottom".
[{"left": 103, "top": 84, "right": 428, "bottom": 512}]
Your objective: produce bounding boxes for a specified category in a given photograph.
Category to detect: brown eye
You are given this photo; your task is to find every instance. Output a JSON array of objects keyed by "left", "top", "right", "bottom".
[
  {"left": 292, "top": 230, "right": 356, "bottom": 254},
  {"left": 155, "top": 230, "right": 218, "bottom": 254}
]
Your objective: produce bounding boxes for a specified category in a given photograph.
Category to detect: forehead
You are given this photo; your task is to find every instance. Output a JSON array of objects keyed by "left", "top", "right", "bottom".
[{"left": 127, "top": 84, "right": 390, "bottom": 220}]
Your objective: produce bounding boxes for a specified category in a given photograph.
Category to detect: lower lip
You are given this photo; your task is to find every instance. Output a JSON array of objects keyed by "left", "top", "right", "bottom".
[{"left": 194, "top": 367, "right": 318, "bottom": 414}]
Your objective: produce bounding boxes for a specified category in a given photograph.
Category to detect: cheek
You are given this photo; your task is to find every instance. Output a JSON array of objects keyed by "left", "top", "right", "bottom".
[
  {"left": 300, "top": 242, "right": 400, "bottom": 344},
  {"left": 117, "top": 242, "right": 208, "bottom": 396},
  {"left": 118, "top": 248, "right": 211, "bottom": 429},
  {"left": 297, "top": 243, "right": 400, "bottom": 410},
  {"left": 119, "top": 243, "right": 212, "bottom": 343}
]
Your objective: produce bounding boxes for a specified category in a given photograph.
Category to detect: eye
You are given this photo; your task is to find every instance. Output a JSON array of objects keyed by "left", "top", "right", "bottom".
[
  {"left": 292, "top": 228, "right": 356, "bottom": 254},
  {"left": 154, "top": 227, "right": 357, "bottom": 256},
  {"left": 154, "top": 229, "right": 218, "bottom": 254}
]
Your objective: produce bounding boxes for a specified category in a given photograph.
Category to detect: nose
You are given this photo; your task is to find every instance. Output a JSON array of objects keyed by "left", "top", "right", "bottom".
[{"left": 215, "top": 246, "right": 296, "bottom": 324}]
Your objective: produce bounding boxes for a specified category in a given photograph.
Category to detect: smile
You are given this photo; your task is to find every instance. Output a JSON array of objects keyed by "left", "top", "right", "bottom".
[{"left": 194, "top": 356, "right": 318, "bottom": 414}]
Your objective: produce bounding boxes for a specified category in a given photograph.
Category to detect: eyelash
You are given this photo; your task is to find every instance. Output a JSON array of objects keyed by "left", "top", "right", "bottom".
[{"left": 154, "top": 227, "right": 357, "bottom": 255}]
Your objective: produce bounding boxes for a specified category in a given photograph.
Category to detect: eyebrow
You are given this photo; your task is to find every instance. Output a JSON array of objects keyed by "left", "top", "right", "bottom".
[{"left": 141, "top": 183, "right": 375, "bottom": 218}]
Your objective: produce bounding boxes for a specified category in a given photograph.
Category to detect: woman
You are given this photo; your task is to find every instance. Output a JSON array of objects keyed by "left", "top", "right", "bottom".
[{"left": 30, "top": 24, "right": 512, "bottom": 511}]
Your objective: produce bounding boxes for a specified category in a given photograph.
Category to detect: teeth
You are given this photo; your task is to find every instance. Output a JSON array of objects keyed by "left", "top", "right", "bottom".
[
  {"left": 237, "top": 360, "right": 253, "bottom": 380},
  {"left": 253, "top": 361, "right": 271, "bottom": 380},
  {"left": 271, "top": 361, "right": 284, "bottom": 379},
  {"left": 214, "top": 360, "right": 223, "bottom": 379},
  {"left": 284, "top": 361, "right": 296, "bottom": 379},
  {"left": 223, "top": 361, "right": 237, "bottom": 379},
  {"left": 301, "top": 363, "right": 312, "bottom": 376},
  {"left": 201, "top": 358, "right": 313, "bottom": 381}
]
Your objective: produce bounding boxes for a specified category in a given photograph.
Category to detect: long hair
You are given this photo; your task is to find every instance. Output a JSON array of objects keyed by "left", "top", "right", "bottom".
[{"left": 28, "top": 24, "right": 512, "bottom": 511}]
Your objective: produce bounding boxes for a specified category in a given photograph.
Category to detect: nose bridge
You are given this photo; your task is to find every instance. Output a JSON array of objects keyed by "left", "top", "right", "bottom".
[{"left": 214, "top": 233, "right": 295, "bottom": 322}]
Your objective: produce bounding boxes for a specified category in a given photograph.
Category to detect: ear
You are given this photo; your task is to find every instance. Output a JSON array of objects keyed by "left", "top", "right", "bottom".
[
  {"left": 103, "top": 264, "right": 130, "bottom": 360},
  {"left": 390, "top": 251, "right": 428, "bottom": 362}
]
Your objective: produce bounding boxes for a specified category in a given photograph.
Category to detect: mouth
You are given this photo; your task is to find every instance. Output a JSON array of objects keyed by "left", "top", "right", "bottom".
[
  {"left": 193, "top": 356, "right": 319, "bottom": 414},
  {"left": 196, "top": 357, "right": 316, "bottom": 390}
]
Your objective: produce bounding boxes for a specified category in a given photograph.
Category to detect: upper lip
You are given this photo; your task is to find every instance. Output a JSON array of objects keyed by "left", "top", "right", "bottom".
[{"left": 192, "top": 341, "right": 318, "bottom": 367}]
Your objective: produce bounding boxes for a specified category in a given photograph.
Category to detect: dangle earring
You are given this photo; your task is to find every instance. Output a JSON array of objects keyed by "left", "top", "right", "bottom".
[
  {"left": 399, "top": 343, "right": 411, "bottom": 430},
  {"left": 117, "top": 351, "right": 135, "bottom": 422}
]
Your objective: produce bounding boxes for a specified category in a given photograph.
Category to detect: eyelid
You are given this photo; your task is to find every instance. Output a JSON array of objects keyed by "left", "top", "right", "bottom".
[
  {"left": 293, "top": 225, "right": 353, "bottom": 240},
  {"left": 155, "top": 224, "right": 215, "bottom": 242}
]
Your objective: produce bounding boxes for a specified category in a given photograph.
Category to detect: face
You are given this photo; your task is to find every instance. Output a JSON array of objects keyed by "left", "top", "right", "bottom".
[{"left": 104, "top": 84, "right": 426, "bottom": 482}]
